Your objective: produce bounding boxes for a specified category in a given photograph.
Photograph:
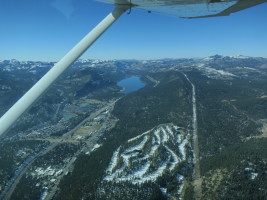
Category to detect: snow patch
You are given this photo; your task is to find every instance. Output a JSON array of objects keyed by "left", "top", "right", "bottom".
[
  {"left": 177, "top": 174, "right": 184, "bottom": 199},
  {"left": 165, "top": 146, "right": 179, "bottom": 171},
  {"left": 161, "top": 127, "right": 169, "bottom": 143},
  {"left": 124, "top": 136, "right": 148, "bottom": 153},
  {"left": 179, "top": 138, "right": 188, "bottom": 160},
  {"left": 106, "top": 147, "right": 121, "bottom": 173}
]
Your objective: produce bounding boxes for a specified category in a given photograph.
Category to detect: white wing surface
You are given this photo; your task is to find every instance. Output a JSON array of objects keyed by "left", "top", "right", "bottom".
[{"left": 97, "top": 0, "right": 267, "bottom": 18}]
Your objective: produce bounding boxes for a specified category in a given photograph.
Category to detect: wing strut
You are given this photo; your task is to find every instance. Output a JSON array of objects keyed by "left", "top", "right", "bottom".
[{"left": 0, "top": 6, "right": 128, "bottom": 137}]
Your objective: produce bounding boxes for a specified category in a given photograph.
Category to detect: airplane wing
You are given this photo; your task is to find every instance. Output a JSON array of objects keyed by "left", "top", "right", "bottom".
[{"left": 97, "top": 0, "right": 267, "bottom": 18}]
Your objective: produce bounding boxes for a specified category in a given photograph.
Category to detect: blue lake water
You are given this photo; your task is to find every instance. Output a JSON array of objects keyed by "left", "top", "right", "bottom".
[
  {"left": 63, "top": 114, "right": 76, "bottom": 120},
  {"left": 117, "top": 76, "right": 145, "bottom": 94}
]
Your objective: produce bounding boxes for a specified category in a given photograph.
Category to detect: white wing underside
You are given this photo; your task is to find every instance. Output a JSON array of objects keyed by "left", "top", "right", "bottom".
[{"left": 97, "top": 0, "right": 267, "bottom": 18}]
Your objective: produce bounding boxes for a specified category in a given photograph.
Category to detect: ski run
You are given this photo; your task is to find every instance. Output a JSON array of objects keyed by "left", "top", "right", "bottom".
[{"left": 104, "top": 123, "right": 190, "bottom": 197}]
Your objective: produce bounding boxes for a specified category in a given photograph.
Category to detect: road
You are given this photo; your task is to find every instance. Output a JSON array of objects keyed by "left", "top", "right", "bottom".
[
  {"left": 44, "top": 100, "right": 118, "bottom": 200},
  {"left": 183, "top": 73, "right": 202, "bottom": 200},
  {"left": 2, "top": 143, "right": 57, "bottom": 200},
  {"left": 145, "top": 75, "right": 160, "bottom": 87}
]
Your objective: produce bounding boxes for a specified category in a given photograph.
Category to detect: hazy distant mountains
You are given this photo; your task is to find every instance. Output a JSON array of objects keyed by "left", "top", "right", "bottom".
[{"left": 1, "top": 55, "right": 266, "bottom": 73}]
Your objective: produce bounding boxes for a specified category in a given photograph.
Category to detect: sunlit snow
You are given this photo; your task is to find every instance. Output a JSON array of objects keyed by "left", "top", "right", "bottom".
[{"left": 104, "top": 123, "right": 190, "bottom": 186}]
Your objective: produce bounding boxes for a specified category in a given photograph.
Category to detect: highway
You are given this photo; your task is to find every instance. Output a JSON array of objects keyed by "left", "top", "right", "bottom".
[
  {"left": 182, "top": 73, "right": 202, "bottom": 200},
  {"left": 2, "top": 143, "right": 56, "bottom": 200}
]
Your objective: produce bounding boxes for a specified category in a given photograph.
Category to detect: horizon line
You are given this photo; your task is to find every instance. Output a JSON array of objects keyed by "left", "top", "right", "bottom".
[{"left": 1, "top": 54, "right": 266, "bottom": 63}]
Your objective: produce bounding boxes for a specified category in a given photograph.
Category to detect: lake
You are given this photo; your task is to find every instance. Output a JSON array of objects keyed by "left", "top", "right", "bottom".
[{"left": 117, "top": 76, "right": 145, "bottom": 94}]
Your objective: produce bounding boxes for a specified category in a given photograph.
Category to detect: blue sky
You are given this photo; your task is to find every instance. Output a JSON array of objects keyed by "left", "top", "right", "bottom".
[{"left": 0, "top": 0, "right": 266, "bottom": 61}]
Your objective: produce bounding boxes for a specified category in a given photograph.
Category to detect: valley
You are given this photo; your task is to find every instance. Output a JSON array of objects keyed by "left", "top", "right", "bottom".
[{"left": 1, "top": 56, "right": 267, "bottom": 199}]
